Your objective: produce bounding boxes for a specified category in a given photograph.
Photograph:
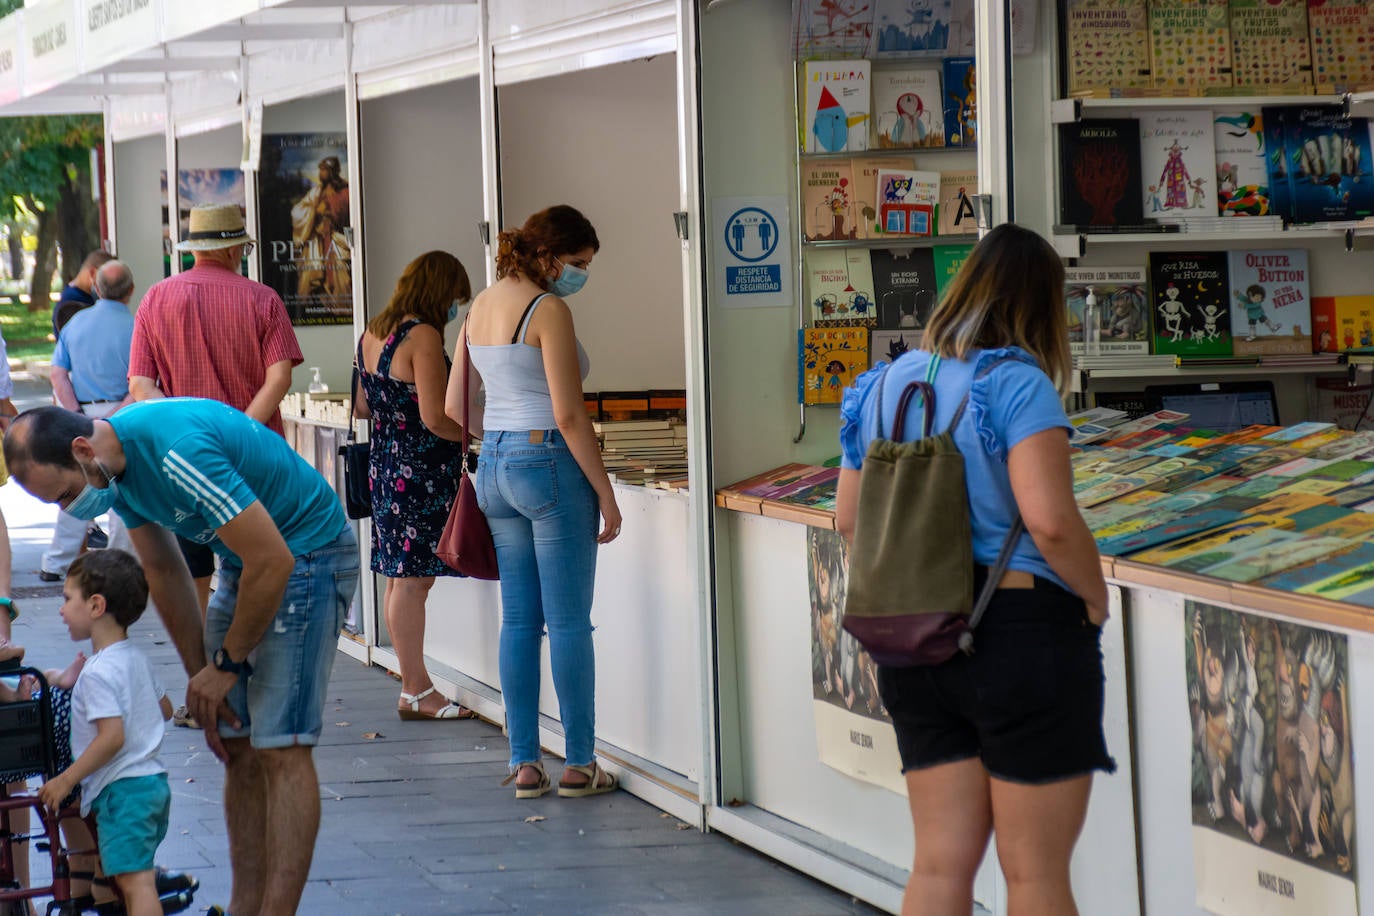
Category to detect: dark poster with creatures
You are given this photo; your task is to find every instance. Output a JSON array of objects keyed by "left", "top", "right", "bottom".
[
  {"left": 257, "top": 133, "right": 352, "bottom": 326},
  {"left": 1186, "top": 601, "right": 1357, "bottom": 915},
  {"left": 808, "top": 528, "right": 904, "bottom": 794}
]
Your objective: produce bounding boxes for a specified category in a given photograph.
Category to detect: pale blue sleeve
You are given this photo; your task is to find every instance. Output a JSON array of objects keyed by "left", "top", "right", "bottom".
[
  {"left": 981, "top": 361, "right": 1072, "bottom": 461},
  {"left": 52, "top": 332, "right": 71, "bottom": 371},
  {"left": 839, "top": 365, "right": 886, "bottom": 470}
]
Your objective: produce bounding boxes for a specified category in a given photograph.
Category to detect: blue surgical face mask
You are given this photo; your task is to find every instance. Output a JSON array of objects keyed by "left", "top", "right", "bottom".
[
  {"left": 447, "top": 299, "right": 464, "bottom": 323},
  {"left": 548, "top": 258, "right": 588, "bottom": 298},
  {"left": 66, "top": 460, "right": 118, "bottom": 521}
]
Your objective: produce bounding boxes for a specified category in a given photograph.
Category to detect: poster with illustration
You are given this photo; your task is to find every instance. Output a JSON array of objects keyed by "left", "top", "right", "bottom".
[
  {"left": 257, "top": 133, "right": 352, "bottom": 325},
  {"left": 808, "top": 528, "right": 904, "bottom": 794},
  {"left": 160, "top": 169, "right": 247, "bottom": 277},
  {"left": 1185, "top": 601, "right": 1357, "bottom": 915}
]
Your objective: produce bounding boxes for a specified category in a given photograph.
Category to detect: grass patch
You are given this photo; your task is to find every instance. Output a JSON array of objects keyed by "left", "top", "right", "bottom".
[{"left": 0, "top": 294, "right": 57, "bottom": 364}]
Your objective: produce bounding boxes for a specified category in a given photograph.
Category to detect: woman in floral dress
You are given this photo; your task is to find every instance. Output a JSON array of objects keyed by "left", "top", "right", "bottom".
[{"left": 356, "top": 251, "right": 474, "bottom": 720}]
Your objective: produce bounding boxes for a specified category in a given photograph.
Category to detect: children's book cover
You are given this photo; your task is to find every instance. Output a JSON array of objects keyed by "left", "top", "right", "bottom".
[
  {"left": 1139, "top": 111, "right": 1218, "bottom": 222},
  {"left": 792, "top": 0, "right": 876, "bottom": 59},
  {"left": 1260, "top": 105, "right": 1294, "bottom": 221},
  {"left": 1283, "top": 105, "right": 1374, "bottom": 222},
  {"left": 871, "top": 68, "right": 944, "bottom": 148},
  {"left": 803, "top": 60, "right": 871, "bottom": 153},
  {"left": 1131, "top": 516, "right": 1296, "bottom": 568},
  {"left": 806, "top": 249, "right": 879, "bottom": 325},
  {"left": 942, "top": 57, "right": 976, "bottom": 148},
  {"left": 1096, "top": 508, "right": 1243, "bottom": 556},
  {"left": 1148, "top": 0, "right": 1233, "bottom": 90},
  {"left": 1312, "top": 296, "right": 1374, "bottom": 353},
  {"left": 1213, "top": 109, "right": 1270, "bottom": 217},
  {"left": 871, "top": 246, "right": 939, "bottom": 329},
  {"left": 931, "top": 243, "right": 973, "bottom": 300},
  {"left": 1058, "top": 119, "right": 1145, "bottom": 229},
  {"left": 876, "top": 168, "right": 940, "bottom": 235},
  {"left": 1065, "top": 266, "right": 1149, "bottom": 355},
  {"left": 1148, "top": 251, "right": 1232, "bottom": 356},
  {"left": 851, "top": 154, "right": 912, "bottom": 237},
  {"left": 869, "top": 0, "right": 952, "bottom": 57},
  {"left": 1307, "top": 0, "right": 1374, "bottom": 91},
  {"left": 871, "top": 328, "right": 922, "bottom": 364},
  {"left": 1064, "top": 0, "right": 1152, "bottom": 96},
  {"left": 1255, "top": 541, "right": 1374, "bottom": 592},
  {"left": 1159, "top": 528, "right": 1302, "bottom": 574},
  {"left": 800, "top": 326, "right": 870, "bottom": 405},
  {"left": 1199, "top": 534, "right": 1357, "bottom": 583},
  {"left": 1228, "top": 0, "right": 1312, "bottom": 92},
  {"left": 1298, "top": 555, "right": 1374, "bottom": 603},
  {"left": 937, "top": 170, "right": 978, "bottom": 236},
  {"left": 1227, "top": 248, "right": 1311, "bottom": 355},
  {"left": 802, "top": 160, "right": 859, "bottom": 241}
]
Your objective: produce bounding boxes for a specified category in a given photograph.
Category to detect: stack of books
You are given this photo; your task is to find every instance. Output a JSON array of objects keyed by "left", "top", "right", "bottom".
[{"left": 595, "top": 419, "right": 689, "bottom": 489}]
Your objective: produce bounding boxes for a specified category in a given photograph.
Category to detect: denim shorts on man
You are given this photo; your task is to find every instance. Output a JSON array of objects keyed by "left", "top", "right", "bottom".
[
  {"left": 91, "top": 773, "right": 170, "bottom": 876},
  {"left": 205, "top": 526, "right": 359, "bottom": 748},
  {"left": 877, "top": 579, "right": 1116, "bottom": 784}
]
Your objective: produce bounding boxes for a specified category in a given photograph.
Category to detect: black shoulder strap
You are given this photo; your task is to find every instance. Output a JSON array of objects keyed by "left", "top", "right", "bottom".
[{"left": 512, "top": 293, "right": 549, "bottom": 345}]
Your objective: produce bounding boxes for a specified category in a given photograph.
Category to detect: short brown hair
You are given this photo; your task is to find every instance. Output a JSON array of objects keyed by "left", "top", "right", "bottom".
[
  {"left": 494, "top": 205, "right": 599, "bottom": 284},
  {"left": 68, "top": 549, "right": 149, "bottom": 630},
  {"left": 922, "top": 223, "right": 1071, "bottom": 390},
  {"left": 367, "top": 251, "right": 471, "bottom": 339},
  {"left": 80, "top": 250, "right": 114, "bottom": 274}
]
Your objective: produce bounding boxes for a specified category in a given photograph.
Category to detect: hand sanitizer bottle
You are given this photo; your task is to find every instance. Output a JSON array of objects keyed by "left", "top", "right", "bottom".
[
  {"left": 308, "top": 367, "right": 329, "bottom": 394},
  {"left": 1083, "top": 286, "right": 1101, "bottom": 357}
]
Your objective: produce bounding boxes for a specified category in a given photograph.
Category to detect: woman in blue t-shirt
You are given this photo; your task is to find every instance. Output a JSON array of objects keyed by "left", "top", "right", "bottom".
[{"left": 835, "top": 224, "right": 1113, "bottom": 916}]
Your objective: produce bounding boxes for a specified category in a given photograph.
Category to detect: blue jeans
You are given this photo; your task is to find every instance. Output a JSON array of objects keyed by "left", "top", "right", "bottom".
[
  {"left": 205, "top": 526, "right": 360, "bottom": 749},
  {"left": 475, "top": 430, "right": 599, "bottom": 769}
]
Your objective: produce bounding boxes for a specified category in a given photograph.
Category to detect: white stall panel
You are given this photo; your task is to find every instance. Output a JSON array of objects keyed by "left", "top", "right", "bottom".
[
  {"left": 23, "top": 0, "right": 79, "bottom": 96},
  {"left": 351, "top": 2, "right": 480, "bottom": 85},
  {"left": 163, "top": 0, "right": 258, "bottom": 42},
  {"left": 0, "top": 16, "right": 22, "bottom": 106},
  {"left": 81, "top": 0, "right": 158, "bottom": 71},
  {"left": 112, "top": 133, "right": 165, "bottom": 313}
]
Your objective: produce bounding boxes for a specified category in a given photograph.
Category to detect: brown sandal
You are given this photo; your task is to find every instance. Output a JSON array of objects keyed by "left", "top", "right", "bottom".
[
  {"left": 558, "top": 762, "right": 618, "bottom": 798},
  {"left": 501, "top": 761, "right": 550, "bottom": 799}
]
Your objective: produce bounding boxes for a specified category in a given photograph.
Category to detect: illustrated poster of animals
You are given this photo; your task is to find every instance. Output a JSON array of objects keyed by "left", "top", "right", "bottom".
[
  {"left": 1185, "top": 601, "right": 1356, "bottom": 915},
  {"left": 808, "top": 528, "right": 905, "bottom": 795}
]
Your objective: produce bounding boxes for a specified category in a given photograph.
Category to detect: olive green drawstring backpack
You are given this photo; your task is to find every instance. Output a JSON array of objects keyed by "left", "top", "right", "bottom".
[{"left": 842, "top": 355, "right": 1024, "bottom": 666}]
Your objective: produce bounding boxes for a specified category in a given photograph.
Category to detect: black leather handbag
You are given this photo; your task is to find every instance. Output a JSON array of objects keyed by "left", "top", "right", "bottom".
[{"left": 340, "top": 341, "right": 372, "bottom": 520}]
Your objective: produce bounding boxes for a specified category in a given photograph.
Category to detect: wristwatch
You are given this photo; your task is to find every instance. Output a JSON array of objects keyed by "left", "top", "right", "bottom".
[{"left": 212, "top": 647, "right": 252, "bottom": 677}]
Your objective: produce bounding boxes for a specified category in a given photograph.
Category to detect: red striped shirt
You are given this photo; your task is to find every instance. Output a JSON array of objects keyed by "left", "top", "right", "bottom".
[{"left": 129, "top": 262, "right": 303, "bottom": 434}]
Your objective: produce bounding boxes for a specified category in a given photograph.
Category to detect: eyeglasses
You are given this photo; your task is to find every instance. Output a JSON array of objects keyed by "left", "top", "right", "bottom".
[{"left": 241, "top": 242, "right": 255, "bottom": 257}]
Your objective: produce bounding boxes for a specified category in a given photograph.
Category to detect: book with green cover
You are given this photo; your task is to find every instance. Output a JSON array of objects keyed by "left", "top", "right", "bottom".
[
  {"left": 1199, "top": 535, "right": 1358, "bottom": 583},
  {"left": 1255, "top": 542, "right": 1374, "bottom": 592},
  {"left": 1160, "top": 528, "right": 1300, "bottom": 574},
  {"left": 1130, "top": 515, "right": 1296, "bottom": 568}
]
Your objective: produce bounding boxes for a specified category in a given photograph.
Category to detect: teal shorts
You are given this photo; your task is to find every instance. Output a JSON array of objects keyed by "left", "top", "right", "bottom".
[{"left": 91, "top": 773, "right": 170, "bottom": 876}]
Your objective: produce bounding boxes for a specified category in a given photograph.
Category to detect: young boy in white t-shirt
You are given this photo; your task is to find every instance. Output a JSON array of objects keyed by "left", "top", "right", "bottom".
[{"left": 38, "top": 549, "right": 173, "bottom": 916}]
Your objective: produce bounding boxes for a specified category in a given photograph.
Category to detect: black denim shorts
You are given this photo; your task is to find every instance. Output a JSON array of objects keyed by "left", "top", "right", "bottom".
[
  {"left": 876, "top": 577, "right": 1117, "bottom": 785},
  {"left": 176, "top": 534, "right": 216, "bottom": 579}
]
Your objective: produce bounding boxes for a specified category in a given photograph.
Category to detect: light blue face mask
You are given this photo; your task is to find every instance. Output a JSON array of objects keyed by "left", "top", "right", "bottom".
[
  {"left": 447, "top": 299, "right": 464, "bottom": 323},
  {"left": 548, "top": 258, "right": 588, "bottom": 298},
  {"left": 66, "top": 460, "right": 118, "bottom": 521}
]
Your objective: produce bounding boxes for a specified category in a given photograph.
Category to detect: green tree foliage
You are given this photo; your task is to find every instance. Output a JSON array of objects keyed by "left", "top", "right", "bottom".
[{"left": 0, "top": 114, "right": 103, "bottom": 311}]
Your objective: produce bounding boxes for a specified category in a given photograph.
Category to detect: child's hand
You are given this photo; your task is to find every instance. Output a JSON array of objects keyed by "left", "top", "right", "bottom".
[{"left": 38, "top": 774, "right": 74, "bottom": 812}]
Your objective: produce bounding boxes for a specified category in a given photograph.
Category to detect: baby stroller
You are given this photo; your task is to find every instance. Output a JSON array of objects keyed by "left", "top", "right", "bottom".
[{"left": 0, "top": 660, "right": 196, "bottom": 915}]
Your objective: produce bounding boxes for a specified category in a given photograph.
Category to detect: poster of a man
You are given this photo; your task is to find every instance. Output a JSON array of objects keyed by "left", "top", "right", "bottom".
[{"left": 258, "top": 134, "right": 353, "bottom": 325}]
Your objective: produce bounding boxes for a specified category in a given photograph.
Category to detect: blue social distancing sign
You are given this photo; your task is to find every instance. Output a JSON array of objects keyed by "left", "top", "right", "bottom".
[{"left": 712, "top": 196, "right": 792, "bottom": 309}]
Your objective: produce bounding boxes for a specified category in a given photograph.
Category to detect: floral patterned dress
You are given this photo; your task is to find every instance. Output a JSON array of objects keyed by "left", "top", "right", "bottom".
[{"left": 358, "top": 319, "right": 463, "bottom": 577}]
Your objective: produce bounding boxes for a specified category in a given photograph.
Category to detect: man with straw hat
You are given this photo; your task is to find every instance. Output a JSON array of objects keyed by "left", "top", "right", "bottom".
[{"left": 127, "top": 204, "right": 303, "bottom": 624}]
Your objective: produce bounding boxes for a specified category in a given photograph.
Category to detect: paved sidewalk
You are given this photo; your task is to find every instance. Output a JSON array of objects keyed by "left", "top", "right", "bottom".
[{"left": 3, "top": 376, "right": 883, "bottom": 915}]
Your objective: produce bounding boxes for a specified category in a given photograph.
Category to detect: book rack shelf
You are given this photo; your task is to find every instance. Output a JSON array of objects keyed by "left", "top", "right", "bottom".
[
  {"left": 1055, "top": 224, "right": 1374, "bottom": 258},
  {"left": 1050, "top": 93, "right": 1353, "bottom": 124}
]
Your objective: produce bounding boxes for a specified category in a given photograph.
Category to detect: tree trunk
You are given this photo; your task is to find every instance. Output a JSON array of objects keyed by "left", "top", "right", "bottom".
[
  {"left": 4, "top": 225, "right": 22, "bottom": 282},
  {"left": 28, "top": 202, "right": 57, "bottom": 315},
  {"left": 55, "top": 165, "right": 100, "bottom": 284}
]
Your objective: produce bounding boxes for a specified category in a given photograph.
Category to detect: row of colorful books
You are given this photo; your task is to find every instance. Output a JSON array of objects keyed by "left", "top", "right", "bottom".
[
  {"left": 1064, "top": 0, "right": 1373, "bottom": 96},
  {"left": 801, "top": 58, "right": 977, "bottom": 155},
  {"left": 596, "top": 418, "right": 688, "bottom": 491},
  {"left": 804, "top": 158, "right": 978, "bottom": 241},
  {"left": 792, "top": 0, "right": 1035, "bottom": 62},
  {"left": 1067, "top": 249, "right": 1374, "bottom": 360},
  {"left": 1070, "top": 413, "right": 1374, "bottom": 607},
  {"left": 715, "top": 462, "right": 840, "bottom": 528},
  {"left": 1059, "top": 107, "right": 1374, "bottom": 228},
  {"left": 808, "top": 242, "right": 972, "bottom": 329}
]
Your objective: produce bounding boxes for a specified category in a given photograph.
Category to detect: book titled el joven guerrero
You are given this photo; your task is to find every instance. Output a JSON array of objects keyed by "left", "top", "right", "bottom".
[
  {"left": 257, "top": 133, "right": 353, "bottom": 326},
  {"left": 1058, "top": 118, "right": 1143, "bottom": 230}
]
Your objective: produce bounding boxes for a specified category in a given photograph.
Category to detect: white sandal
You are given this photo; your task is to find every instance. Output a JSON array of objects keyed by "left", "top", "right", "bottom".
[{"left": 397, "top": 686, "right": 477, "bottom": 721}]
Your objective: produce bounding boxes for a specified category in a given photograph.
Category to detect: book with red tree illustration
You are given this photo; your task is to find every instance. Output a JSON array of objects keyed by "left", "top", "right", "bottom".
[{"left": 1058, "top": 119, "right": 1143, "bottom": 230}]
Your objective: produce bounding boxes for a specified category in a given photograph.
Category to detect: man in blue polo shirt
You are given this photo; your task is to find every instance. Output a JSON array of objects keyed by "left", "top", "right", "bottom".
[
  {"left": 3, "top": 399, "right": 358, "bottom": 916},
  {"left": 41, "top": 260, "right": 138, "bottom": 580}
]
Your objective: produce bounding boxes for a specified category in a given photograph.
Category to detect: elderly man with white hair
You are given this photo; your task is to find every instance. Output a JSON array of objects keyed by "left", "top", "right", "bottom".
[{"left": 40, "top": 258, "right": 138, "bottom": 578}]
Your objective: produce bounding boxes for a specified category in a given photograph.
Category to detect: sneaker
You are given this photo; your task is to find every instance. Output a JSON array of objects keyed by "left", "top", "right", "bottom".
[
  {"left": 171, "top": 705, "right": 201, "bottom": 729},
  {"left": 38, "top": 570, "right": 61, "bottom": 582},
  {"left": 86, "top": 525, "right": 108, "bottom": 549}
]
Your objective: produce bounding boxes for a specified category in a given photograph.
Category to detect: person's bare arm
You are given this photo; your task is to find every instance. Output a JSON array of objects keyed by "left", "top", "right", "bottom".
[
  {"left": 50, "top": 368, "right": 80, "bottom": 411},
  {"left": 128, "top": 376, "right": 164, "bottom": 401},
  {"left": 408, "top": 326, "right": 464, "bottom": 440},
  {"left": 127, "top": 524, "right": 204, "bottom": 675},
  {"left": 1007, "top": 428, "right": 1109, "bottom": 624},
  {"left": 444, "top": 323, "right": 484, "bottom": 438},
  {"left": 835, "top": 468, "right": 861, "bottom": 544},
  {"left": 39, "top": 716, "right": 123, "bottom": 811},
  {"left": 244, "top": 359, "right": 294, "bottom": 427},
  {"left": 537, "top": 298, "right": 621, "bottom": 543}
]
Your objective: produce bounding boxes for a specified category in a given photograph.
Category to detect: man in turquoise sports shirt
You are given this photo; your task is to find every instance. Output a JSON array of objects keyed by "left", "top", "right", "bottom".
[{"left": 3, "top": 399, "right": 358, "bottom": 916}]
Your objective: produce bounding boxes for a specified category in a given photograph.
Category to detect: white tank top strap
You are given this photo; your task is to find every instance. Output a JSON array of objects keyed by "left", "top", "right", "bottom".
[{"left": 514, "top": 292, "right": 552, "bottom": 345}]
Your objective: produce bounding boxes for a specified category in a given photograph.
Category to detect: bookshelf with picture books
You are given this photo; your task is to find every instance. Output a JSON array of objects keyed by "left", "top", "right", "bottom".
[
  {"left": 792, "top": 0, "right": 986, "bottom": 425},
  {"left": 1048, "top": 0, "right": 1374, "bottom": 430}
]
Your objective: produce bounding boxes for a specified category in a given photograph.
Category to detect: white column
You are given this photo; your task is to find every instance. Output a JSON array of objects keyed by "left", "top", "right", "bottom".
[
  {"left": 164, "top": 93, "right": 180, "bottom": 274},
  {"left": 478, "top": 0, "right": 499, "bottom": 286},
  {"left": 974, "top": 0, "right": 1012, "bottom": 230}
]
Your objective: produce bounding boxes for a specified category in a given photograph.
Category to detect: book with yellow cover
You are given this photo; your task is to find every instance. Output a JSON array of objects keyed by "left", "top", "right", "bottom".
[
  {"left": 1148, "top": 0, "right": 1233, "bottom": 90},
  {"left": 1130, "top": 514, "right": 1295, "bottom": 567},
  {"left": 1228, "top": 0, "right": 1312, "bottom": 92},
  {"left": 1065, "top": 0, "right": 1152, "bottom": 96}
]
